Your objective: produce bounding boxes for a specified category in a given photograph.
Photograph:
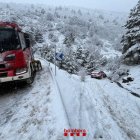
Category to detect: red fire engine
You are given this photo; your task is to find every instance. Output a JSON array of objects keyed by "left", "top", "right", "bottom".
[{"left": 0, "top": 22, "right": 38, "bottom": 84}]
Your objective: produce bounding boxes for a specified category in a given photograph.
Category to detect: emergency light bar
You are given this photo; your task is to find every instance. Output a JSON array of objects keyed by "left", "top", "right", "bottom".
[{"left": 0, "top": 22, "right": 21, "bottom": 31}]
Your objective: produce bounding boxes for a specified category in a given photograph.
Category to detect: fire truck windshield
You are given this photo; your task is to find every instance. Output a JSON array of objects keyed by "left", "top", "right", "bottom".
[{"left": 0, "top": 28, "right": 20, "bottom": 53}]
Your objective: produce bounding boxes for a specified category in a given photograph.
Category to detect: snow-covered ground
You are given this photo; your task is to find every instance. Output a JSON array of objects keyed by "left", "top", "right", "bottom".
[
  {"left": 120, "top": 65, "right": 140, "bottom": 95},
  {"left": 0, "top": 59, "right": 140, "bottom": 140},
  {"left": 50, "top": 63, "right": 140, "bottom": 140},
  {"left": 101, "top": 40, "right": 121, "bottom": 59},
  {"left": 0, "top": 60, "right": 72, "bottom": 140}
]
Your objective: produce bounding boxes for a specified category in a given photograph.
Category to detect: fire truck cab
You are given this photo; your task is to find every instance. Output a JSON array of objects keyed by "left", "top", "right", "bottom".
[{"left": 0, "top": 22, "right": 35, "bottom": 84}]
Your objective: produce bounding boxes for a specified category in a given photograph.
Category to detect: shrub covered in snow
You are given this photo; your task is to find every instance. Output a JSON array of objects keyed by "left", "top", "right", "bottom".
[
  {"left": 51, "top": 35, "right": 59, "bottom": 43},
  {"left": 106, "top": 56, "right": 122, "bottom": 71},
  {"left": 109, "top": 68, "right": 129, "bottom": 82},
  {"left": 46, "top": 12, "right": 54, "bottom": 21},
  {"left": 78, "top": 68, "right": 87, "bottom": 82}
]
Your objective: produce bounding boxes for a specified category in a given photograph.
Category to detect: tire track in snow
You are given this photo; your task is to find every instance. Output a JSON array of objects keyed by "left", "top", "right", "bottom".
[
  {"left": 0, "top": 82, "right": 34, "bottom": 126},
  {"left": 79, "top": 82, "right": 99, "bottom": 139},
  {"left": 37, "top": 57, "right": 74, "bottom": 140},
  {"left": 116, "top": 82, "right": 140, "bottom": 98},
  {"left": 86, "top": 79, "right": 130, "bottom": 140},
  {"left": 48, "top": 67, "right": 75, "bottom": 140},
  {"left": 92, "top": 80, "right": 139, "bottom": 140},
  {"left": 0, "top": 63, "right": 53, "bottom": 140},
  {"left": 0, "top": 59, "right": 70, "bottom": 140}
]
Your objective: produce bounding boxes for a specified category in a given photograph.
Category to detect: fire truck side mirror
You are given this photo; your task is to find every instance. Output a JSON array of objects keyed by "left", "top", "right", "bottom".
[{"left": 24, "top": 33, "right": 30, "bottom": 48}]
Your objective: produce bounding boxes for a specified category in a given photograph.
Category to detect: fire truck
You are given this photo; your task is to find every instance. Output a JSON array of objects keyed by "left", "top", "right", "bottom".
[{"left": 0, "top": 22, "right": 40, "bottom": 84}]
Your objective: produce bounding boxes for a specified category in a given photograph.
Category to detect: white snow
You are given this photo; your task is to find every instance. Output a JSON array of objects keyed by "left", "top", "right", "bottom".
[
  {"left": 0, "top": 3, "right": 139, "bottom": 140},
  {"left": 120, "top": 65, "right": 140, "bottom": 95},
  {"left": 0, "top": 59, "right": 71, "bottom": 140},
  {"left": 101, "top": 40, "right": 122, "bottom": 58},
  {"left": 49, "top": 62, "right": 140, "bottom": 140},
  {"left": 0, "top": 58, "right": 140, "bottom": 140},
  {"left": 124, "top": 43, "right": 140, "bottom": 56}
]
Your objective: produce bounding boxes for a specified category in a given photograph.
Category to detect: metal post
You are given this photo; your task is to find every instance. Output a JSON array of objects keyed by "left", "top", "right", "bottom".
[{"left": 55, "top": 45, "right": 56, "bottom": 76}]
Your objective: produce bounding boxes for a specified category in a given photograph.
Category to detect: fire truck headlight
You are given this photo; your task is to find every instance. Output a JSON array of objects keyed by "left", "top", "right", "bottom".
[
  {"left": 16, "top": 68, "right": 27, "bottom": 75},
  {"left": 4, "top": 54, "right": 16, "bottom": 61}
]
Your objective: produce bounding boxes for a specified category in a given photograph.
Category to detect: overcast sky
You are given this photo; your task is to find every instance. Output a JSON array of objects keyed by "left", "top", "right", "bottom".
[{"left": 2, "top": 0, "right": 139, "bottom": 12}]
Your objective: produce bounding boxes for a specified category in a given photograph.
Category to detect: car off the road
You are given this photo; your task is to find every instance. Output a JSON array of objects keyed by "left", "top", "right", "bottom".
[{"left": 91, "top": 71, "right": 107, "bottom": 79}]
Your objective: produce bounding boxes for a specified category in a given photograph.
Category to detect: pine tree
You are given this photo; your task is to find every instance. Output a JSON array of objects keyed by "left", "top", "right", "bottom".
[
  {"left": 35, "top": 31, "right": 44, "bottom": 43},
  {"left": 63, "top": 33, "right": 75, "bottom": 47},
  {"left": 121, "top": 0, "right": 140, "bottom": 64}
]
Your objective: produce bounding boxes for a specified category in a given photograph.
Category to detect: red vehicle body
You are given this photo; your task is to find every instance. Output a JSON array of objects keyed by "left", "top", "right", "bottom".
[
  {"left": 91, "top": 71, "right": 106, "bottom": 79},
  {"left": 0, "top": 22, "right": 35, "bottom": 84}
]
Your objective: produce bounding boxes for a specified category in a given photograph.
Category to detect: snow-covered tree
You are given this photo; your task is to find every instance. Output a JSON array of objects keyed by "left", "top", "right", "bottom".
[
  {"left": 78, "top": 9, "right": 82, "bottom": 16},
  {"left": 41, "top": 8, "right": 45, "bottom": 14},
  {"left": 35, "top": 31, "right": 44, "bottom": 43},
  {"left": 121, "top": 0, "right": 140, "bottom": 64},
  {"left": 51, "top": 35, "right": 59, "bottom": 43},
  {"left": 46, "top": 12, "right": 54, "bottom": 21},
  {"left": 63, "top": 33, "right": 75, "bottom": 47},
  {"left": 68, "top": 16, "right": 86, "bottom": 27}
]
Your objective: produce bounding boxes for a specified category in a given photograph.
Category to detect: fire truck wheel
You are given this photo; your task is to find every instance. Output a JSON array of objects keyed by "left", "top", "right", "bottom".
[
  {"left": 26, "top": 64, "right": 35, "bottom": 84},
  {"left": 38, "top": 61, "right": 42, "bottom": 70}
]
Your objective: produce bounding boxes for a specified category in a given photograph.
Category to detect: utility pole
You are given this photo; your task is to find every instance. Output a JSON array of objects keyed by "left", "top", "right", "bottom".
[{"left": 55, "top": 45, "right": 56, "bottom": 76}]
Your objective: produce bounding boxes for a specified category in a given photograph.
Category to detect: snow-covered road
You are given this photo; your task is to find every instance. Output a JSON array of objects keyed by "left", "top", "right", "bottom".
[
  {"left": 0, "top": 60, "right": 71, "bottom": 140},
  {"left": 0, "top": 59, "right": 140, "bottom": 140}
]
